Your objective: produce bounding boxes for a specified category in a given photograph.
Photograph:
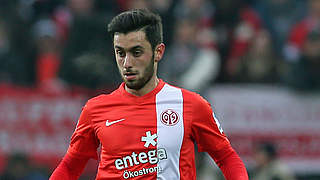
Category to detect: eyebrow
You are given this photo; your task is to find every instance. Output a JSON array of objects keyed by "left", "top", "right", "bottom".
[{"left": 114, "top": 45, "right": 144, "bottom": 51}]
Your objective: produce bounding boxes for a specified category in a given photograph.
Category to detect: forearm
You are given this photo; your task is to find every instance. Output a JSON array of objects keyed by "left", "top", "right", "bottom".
[
  {"left": 209, "top": 145, "right": 248, "bottom": 180},
  {"left": 50, "top": 153, "right": 89, "bottom": 180}
]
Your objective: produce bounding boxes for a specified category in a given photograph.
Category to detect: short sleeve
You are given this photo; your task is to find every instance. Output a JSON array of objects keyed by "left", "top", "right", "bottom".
[
  {"left": 191, "top": 96, "right": 230, "bottom": 153},
  {"left": 67, "top": 103, "right": 100, "bottom": 159}
]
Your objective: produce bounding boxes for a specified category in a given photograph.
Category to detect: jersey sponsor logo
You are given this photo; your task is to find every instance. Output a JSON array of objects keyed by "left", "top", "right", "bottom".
[
  {"left": 123, "top": 166, "right": 162, "bottom": 179},
  {"left": 141, "top": 131, "right": 157, "bottom": 148},
  {"left": 160, "top": 109, "right": 179, "bottom": 126},
  {"left": 114, "top": 130, "right": 168, "bottom": 179},
  {"left": 105, "top": 118, "right": 125, "bottom": 127},
  {"left": 115, "top": 148, "right": 167, "bottom": 170}
]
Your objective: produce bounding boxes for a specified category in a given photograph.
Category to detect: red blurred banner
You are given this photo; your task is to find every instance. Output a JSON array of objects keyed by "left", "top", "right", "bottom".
[{"left": 0, "top": 84, "right": 87, "bottom": 171}]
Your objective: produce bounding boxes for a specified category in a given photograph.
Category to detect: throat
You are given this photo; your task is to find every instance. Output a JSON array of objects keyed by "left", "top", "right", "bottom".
[{"left": 125, "top": 77, "right": 159, "bottom": 96}]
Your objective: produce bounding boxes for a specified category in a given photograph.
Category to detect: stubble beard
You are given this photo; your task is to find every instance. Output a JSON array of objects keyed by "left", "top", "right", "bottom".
[{"left": 121, "top": 54, "right": 155, "bottom": 90}]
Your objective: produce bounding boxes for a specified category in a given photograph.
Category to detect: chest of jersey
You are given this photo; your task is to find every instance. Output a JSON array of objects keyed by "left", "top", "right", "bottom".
[
  {"left": 91, "top": 84, "right": 186, "bottom": 179},
  {"left": 94, "top": 101, "right": 158, "bottom": 153}
]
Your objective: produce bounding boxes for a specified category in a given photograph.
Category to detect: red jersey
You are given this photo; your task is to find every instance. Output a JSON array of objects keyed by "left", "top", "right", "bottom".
[{"left": 68, "top": 79, "right": 230, "bottom": 180}]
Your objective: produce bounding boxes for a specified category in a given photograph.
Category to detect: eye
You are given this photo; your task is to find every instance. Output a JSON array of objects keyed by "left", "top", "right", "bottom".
[
  {"left": 132, "top": 50, "right": 142, "bottom": 57},
  {"left": 116, "top": 50, "right": 125, "bottom": 58}
]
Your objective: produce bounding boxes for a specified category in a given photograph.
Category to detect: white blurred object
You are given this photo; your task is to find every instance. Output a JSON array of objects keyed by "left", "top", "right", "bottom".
[
  {"left": 283, "top": 43, "right": 300, "bottom": 62},
  {"left": 33, "top": 18, "right": 57, "bottom": 38},
  {"left": 179, "top": 49, "right": 220, "bottom": 92}
]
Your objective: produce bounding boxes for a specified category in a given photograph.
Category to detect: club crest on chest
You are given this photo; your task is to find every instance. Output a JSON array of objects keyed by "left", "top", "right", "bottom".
[{"left": 160, "top": 109, "right": 180, "bottom": 126}]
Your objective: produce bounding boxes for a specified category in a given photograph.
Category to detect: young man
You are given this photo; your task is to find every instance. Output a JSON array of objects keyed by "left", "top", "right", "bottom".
[{"left": 50, "top": 9, "right": 248, "bottom": 180}]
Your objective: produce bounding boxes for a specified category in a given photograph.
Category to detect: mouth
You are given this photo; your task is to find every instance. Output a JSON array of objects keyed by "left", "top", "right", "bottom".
[{"left": 124, "top": 71, "right": 138, "bottom": 81}]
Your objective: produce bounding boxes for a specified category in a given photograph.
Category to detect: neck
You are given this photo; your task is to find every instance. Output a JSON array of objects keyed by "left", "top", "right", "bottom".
[{"left": 125, "top": 76, "right": 159, "bottom": 96}]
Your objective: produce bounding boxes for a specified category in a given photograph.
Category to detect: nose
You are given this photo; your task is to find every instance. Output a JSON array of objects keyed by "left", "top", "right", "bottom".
[{"left": 123, "top": 54, "right": 133, "bottom": 68}]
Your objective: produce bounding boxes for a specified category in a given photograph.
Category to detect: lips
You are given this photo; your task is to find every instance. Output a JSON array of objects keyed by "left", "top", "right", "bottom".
[{"left": 124, "top": 72, "right": 137, "bottom": 80}]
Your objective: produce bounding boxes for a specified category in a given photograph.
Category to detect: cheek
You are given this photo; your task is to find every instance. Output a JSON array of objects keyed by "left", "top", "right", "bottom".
[
  {"left": 138, "top": 60, "right": 150, "bottom": 70},
  {"left": 116, "top": 61, "right": 125, "bottom": 73},
  {"left": 116, "top": 58, "right": 124, "bottom": 67},
  {"left": 139, "top": 54, "right": 154, "bottom": 65}
]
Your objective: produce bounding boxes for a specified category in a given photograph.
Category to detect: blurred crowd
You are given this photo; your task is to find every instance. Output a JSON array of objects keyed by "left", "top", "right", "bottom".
[
  {"left": 1, "top": 0, "right": 320, "bottom": 94},
  {"left": 0, "top": 153, "right": 48, "bottom": 180}
]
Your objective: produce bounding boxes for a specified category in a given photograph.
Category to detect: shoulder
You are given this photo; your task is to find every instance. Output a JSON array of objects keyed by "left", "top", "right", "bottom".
[
  {"left": 85, "top": 88, "right": 121, "bottom": 110},
  {"left": 163, "top": 82, "right": 209, "bottom": 104},
  {"left": 87, "top": 94, "right": 107, "bottom": 105},
  {"left": 180, "top": 88, "right": 211, "bottom": 107},
  {"left": 163, "top": 84, "right": 213, "bottom": 113}
]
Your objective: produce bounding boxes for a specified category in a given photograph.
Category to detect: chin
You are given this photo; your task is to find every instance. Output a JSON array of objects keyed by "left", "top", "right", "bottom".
[
  {"left": 125, "top": 80, "right": 140, "bottom": 89},
  {"left": 125, "top": 80, "right": 147, "bottom": 90}
]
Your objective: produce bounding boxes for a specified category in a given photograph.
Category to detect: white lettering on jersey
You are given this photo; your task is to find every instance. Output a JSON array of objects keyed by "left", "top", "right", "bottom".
[
  {"left": 123, "top": 166, "right": 163, "bottom": 179},
  {"left": 115, "top": 148, "right": 167, "bottom": 170},
  {"left": 115, "top": 131, "right": 168, "bottom": 171}
]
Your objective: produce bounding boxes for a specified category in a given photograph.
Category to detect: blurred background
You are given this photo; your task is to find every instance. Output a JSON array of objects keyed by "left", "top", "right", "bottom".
[{"left": 0, "top": 0, "right": 320, "bottom": 179}]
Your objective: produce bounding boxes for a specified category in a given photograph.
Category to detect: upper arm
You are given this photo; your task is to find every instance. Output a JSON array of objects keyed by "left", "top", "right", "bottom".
[
  {"left": 68, "top": 103, "right": 100, "bottom": 159},
  {"left": 190, "top": 95, "right": 230, "bottom": 153},
  {"left": 50, "top": 152, "right": 90, "bottom": 180}
]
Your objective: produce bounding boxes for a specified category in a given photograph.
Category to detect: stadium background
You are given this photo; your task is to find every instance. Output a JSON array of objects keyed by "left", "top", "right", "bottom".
[{"left": 0, "top": 0, "right": 320, "bottom": 179}]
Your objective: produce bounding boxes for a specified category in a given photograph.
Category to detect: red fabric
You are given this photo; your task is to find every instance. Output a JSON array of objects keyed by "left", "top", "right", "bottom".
[
  {"left": 228, "top": 7, "right": 262, "bottom": 60},
  {"left": 116, "top": 0, "right": 131, "bottom": 10},
  {"left": 189, "top": 92, "right": 230, "bottom": 153},
  {"left": 178, "top": 89, "right": 230, "bottom": 180},
  {"left": 240, "top": 7, "right": 261, "bottom": 30},
  {"left": 287, "top": 19, "right": 313, "bottom": 48},
  {"left": 50, "top": 80, "right": 247, "bottom": 179},
  {"left": 67, "top": 105, "right": 100, "bottom": 160},
  {"left": 36, "top": 53, "right": 60, "bottom": 84},
  {"left": 209, "top": 144, "right": 249, "bottom": 180},
  {"left": 50, "top": 153, "right": 89, "bottom": 180}
]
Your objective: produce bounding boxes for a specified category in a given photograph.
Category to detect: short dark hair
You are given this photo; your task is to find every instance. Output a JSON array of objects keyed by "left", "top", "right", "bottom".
[{"left": 107, "top": 9, "right": 163, "bottom": 50}]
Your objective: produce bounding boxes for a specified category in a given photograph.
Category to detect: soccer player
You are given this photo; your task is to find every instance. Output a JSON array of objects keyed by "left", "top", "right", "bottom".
[{"left": 50, "top": 9, "right": 248, "bottom": 180}]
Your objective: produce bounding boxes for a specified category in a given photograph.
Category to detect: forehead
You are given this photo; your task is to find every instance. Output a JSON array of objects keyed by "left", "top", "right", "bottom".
[{"left": 113, "top": 31, "right": 151, "bottom": 49}]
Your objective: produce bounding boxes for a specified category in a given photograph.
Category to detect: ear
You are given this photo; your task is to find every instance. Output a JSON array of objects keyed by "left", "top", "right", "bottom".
[{"left": 154, "top": 43, "right": 165, "bottom": 62}]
